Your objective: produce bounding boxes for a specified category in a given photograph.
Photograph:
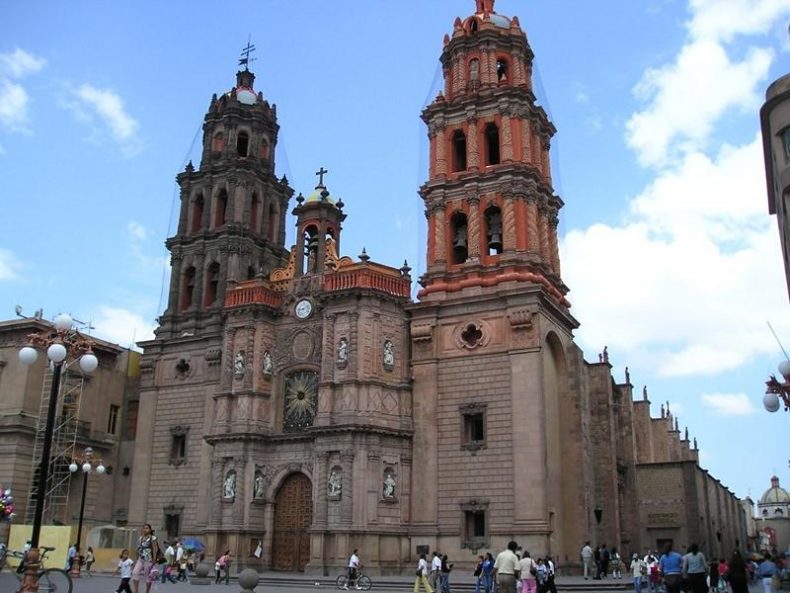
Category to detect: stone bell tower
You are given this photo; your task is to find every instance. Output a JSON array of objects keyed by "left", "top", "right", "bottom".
[
  {"left": 157, "top": 65, "right": 293, "bottom": 339},
  {"left": 409, "top": 0, "right": 585, "bottom": 564}
]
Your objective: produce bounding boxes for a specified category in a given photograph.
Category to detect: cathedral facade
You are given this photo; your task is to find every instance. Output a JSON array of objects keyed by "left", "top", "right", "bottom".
[{"left": 128, "top": 1, "right": 746, "bottom": 575}]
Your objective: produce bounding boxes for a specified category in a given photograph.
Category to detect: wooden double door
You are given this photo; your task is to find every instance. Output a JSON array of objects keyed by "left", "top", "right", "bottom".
[{"left": 271, "top": 473, "right": 313, "bottom": 571}]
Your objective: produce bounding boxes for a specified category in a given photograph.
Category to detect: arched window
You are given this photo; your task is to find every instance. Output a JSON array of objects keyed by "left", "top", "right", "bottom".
[
  {"left": 303, "top": 225, "right": 319, "bottom": 274},
  {"left": 204, "top": 262, "right": 220, "bottom": 307},
  {"left": 236, "top": 131, "right": 249, "bottom": 156},
  {"left": 214, "top": 189, "right": 228, "bottom": 228},
  {"left": 450, "top": 212, "right": 469, "bottom": 264},
  {"left": 212, "top": 132, "right": 224, "bottom": 153},
  {"left": 496, "top": 58, "right": 509, "bottom": 82},
  {"left": 190, "top": 194, "right": 204, "bottom": 234},
  {"left": 250, "top": 193, "right": 261, "bottom": 234},
  {"left": 452, "top": 129, "right": 467, "bottom": 172},
  {"left": 180, "top": 267, "right": 196, "bottom": 311},
  {"left": 247, "top": 265, "right": 256, "bottom": 280},
  {"left": 485, "top": 206, "right": 503, "bottom": 255},
  {"left": 485, "top": 122, "right": 500, "bottom": 166}
]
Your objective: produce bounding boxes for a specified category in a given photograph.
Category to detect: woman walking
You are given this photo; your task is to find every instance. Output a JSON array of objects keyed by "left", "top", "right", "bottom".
[
  {"left": 130, "top": 523, "right": 159, "bottom": 593},
  {"left": 682, "top": 543, "right": 708, "bottom": 593},
  {"left": 631, "top": 553, "right": 645, "bottom": 593},
  {"left": 414, "top": 553, "right": 434, "bottom": 593},
  {"left": 727, "top": 551, "right": 749, "bottom": 593}
]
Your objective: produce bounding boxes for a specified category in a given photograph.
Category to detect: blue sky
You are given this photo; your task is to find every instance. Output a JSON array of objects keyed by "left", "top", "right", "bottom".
[{"left": 1, "top": 0, "right": 789, "bottom": 508}]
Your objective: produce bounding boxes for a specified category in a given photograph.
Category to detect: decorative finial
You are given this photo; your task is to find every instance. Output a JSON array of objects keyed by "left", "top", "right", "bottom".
[
  {"left": 359, "top": 248, "right": 370, "bottom": 263},
  {"left": 315, "top": 166, "right": 328, "bottom": 189},
  {"left": 684, "top": 426, "right": 689, "bottom": 441},
  {"left": 400, "top": 260, "right": 412, "bottom": 277},
  {"left": 239, "top": 36, "right": 257, "bottom": 71},
  {"left": 674, "top": 417, "right": 679, "bottom": 431},
  {"left": 185, "top": 160, "right": 194, "bottom": 172},
  {"left": 296, "top": 193, "right": 304, "bottom": 205}
]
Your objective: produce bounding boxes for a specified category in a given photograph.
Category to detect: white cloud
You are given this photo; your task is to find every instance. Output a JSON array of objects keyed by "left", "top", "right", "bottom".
[
  {"left": 561, "top": 136, "right": 790, "bottom": 378},
  {"left": 700, "top": 392, "right": 755, "bottom": 415},
  {"left": 626, "top": 41, "right": 772, "bottom": 167},
  {"left": 92, "top": 306, "right": 156, "bottom": 349},
  {"left": 687, "top": 0, "right": 790, "bottom": 43},
  {"left": 0, "top": 48, "right": 46, "bottom": 79},
  {"left": 0, "top": 248, "right": 21, "bottom": 280},
  {"left": 127, "top": 221, "right": 149, "bottom": 241},
  {"left": 65, "top": 84, "right": 142, "bottom": 155}
]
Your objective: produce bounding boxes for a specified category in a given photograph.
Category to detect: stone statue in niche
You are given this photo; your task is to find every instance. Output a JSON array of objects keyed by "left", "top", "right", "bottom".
[
  {"left": 254, "top": 471, "right": 266, "bottom": 499},
  {"left": 383, "top": 471, "right": 396, "bottom": 499},
  {"left": 234, "top": 351, "right": 246, "bottom": 379},
  {"left": 262, "top": 351, "right": 273, "bottom": 376},
  {"left": 327, "top": 468, "right": 342, "bottom": 497},
  {"left": 383, "top": 340, "right": 395, "bottom": 369},
  {"left": 223, "top": 471, "right": 236, "bottom": 498},
  {"left": 337, "top": 338, "right": 348, "bottom": 365}
]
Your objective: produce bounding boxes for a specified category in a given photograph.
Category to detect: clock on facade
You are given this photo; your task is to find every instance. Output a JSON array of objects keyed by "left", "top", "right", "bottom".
[{"left": 294, "top": 298, "right": 313, "bottom": 319}]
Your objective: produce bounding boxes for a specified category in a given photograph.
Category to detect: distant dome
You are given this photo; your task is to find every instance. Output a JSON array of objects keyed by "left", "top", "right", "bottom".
[
  {"left": 760, "top": 476, "right": 790, "bottom": 505},
  {"left": 235, "top": 87, "right": 257, "bottom": 105},
  {"left": 305, "top": 187, "right": 336, "bottom": 205},
  {"left": 487, "top": 13, "right": 511, "bottom": 28}
]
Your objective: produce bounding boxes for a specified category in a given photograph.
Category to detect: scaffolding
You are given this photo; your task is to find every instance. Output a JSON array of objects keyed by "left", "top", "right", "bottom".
[{"left": 25, "top": 362, "right": 83, "bottom": 526}]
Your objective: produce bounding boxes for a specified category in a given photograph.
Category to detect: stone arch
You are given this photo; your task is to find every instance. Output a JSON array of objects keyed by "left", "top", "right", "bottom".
[
  {"left": 269, "top": 469, "right": 313, "bottom": 572},
  {"left": 542, "top": 330, "right": 579, "bottom": 563}
]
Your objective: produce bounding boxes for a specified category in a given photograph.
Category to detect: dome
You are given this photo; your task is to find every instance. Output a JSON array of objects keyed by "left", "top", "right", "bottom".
[
  {"left": 487, "top": 13, "right": 511, "bottom": 28},
  {"left": 235, "top": 87, "right": 257, "bottom": 105},
  {"left": 304, "top": 186, "right": 336, "bottom": 205},
  {"left": 759, "top": 476, "right": 790, "bottom": 505}
]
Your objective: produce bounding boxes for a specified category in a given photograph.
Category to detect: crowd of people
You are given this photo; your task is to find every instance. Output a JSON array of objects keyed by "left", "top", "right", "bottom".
[{"left": 581, "top": 540, "right": 787, "bottom": 593}]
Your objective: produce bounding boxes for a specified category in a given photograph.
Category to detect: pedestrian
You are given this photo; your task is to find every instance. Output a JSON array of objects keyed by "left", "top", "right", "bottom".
[
  {"left": 176, "top": 542, "right": 188, "bottom": 582},
  {"left": 344, "top": 548, "right": 360, "bottom": 590},
  {"left": 439, "top": 554, "right": 453, "bottom": 593},
  {"left": 602, "top": 545, "right": 611, "bottom": 578},
  {"left": 430, "top": 552, "right": 442, "bottom": 591},
  {"left": 131, "top": 524, "right": 159, "bottom": 593},
  {"left": 631, "top": 553, "right": 645, "bottom": 593},
  {"left": 535, "top": 558, "right": 548, "bottom": 593},
  {"left": 544, "top": 555, "right": 558, "bottom": 593},
  {"left": 161, "top": 540, "right": 175, "bottom": 584},
  {"left": 220, "top": 550, "right": 232, "bottom": 585},
  {"left": 659, "top": 542, "right": 684, "bottom": 593},
  {"left": 517, "top": 550, "right": 538, "bottom": 593},
  {"left": 709, "top": 559, "right": 720, "bottom": 593},
  {"left": 478, "top": 553, "right": 495, "bottom": 593},
  {"left": 682, "top": 543, "right": 708, "bottom": 593},
  {"left": 727, "top": 550, "right": 749, "bottom": 593},
  {"left": 594, "top": 545, "right": 603, "bottom": 580},
  {"left": 414, "top": 553, "right": 434, "bottom": 593},
  {"left": 115, "top": 549, "right": 134, "bottom": 593},
  {"left": 581, "top": 541, "right": 594, "bottom": 580},
  {"left": 85, "top": 547, "right": 95, "bottom": 576},
  {"left": 644, "top": 551, "right": 659, "bottom": 593},
  {"left": 494, "top": 541, "right": 520, "bottom": 593},
  {"left": 65, "top": 543, "right": 78, "bottom": 571},
  {"left": 756, "top": 553, "right": 778, "bottom": 593},
  {"left": 611, "top": 548, "right": 622, "bottom": 579}
]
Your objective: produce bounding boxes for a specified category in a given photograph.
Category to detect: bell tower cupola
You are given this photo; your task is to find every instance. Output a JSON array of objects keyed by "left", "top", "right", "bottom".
[
  {"left": 157, "top": 45, "right": 293, "bottom": 339},
  {"left": 291, "top": 167, "right": 347, "bottom": 277},
  {"left": 418, "top": 0, "right": 569, "bottom": 309}
]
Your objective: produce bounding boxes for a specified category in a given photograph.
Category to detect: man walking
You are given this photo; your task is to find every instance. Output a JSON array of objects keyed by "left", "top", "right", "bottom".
[
  {"left": 494, "top": 541, "right": 520, "bottom": 593},
  {"left": 581, "top": 542, "right": 594, "bottom": 580},
  {"left": 429, "top": 551, "right": 442, "bottom": 590}
]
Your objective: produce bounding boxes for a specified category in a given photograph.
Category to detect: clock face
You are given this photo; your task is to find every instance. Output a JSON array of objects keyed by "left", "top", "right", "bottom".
[{"left": 295, "top": 299, "right": 313, "bottom": 319}]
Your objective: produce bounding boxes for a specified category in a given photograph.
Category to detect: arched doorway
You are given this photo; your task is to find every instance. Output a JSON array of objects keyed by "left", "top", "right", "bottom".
[{"left": 272, "top": 473, "right": 313, "bottom": 571}]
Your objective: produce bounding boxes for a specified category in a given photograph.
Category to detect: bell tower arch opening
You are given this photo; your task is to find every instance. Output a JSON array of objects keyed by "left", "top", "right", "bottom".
[
  {"left": 452, "top": 129, "right": 467, "bottom": 172},
  {"left": 450, "top": 211, "right": 469, "bottom": 264}
]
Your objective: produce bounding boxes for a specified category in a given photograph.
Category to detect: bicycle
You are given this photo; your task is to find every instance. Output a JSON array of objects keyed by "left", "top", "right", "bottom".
[
  {"left": 0, "top": 544, "right": 73, "bottom": 593},
  {"left": 335, "top": 566, "right": 372, "bottom": 591}
]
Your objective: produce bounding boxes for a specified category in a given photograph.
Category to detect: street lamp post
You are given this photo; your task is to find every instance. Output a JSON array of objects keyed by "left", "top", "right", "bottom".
[
  {"left": 18, "top": 313, "right": 98, "bottom": 593},
  {"left": 68, "top": 447, "right": 105, "bottom": 578},
  {"left": 763, "top": 360, "right": 790, "bottom": 413}
]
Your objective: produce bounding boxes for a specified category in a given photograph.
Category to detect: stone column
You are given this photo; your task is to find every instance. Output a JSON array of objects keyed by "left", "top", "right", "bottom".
[
  {"left": 467, "top": 118, "right": 479, "bottom": 171},
  {"left": 481, "top": 47, "right": 492, "bottom": 85},
  {"left": 542, "top": 139, "right": 552, "bottom": 182},
  {"left": 452, "top": 58, "right": 463, "bottom": 97},
  {"left": 501, "top": 110, "right": 514, "bottom": 162},
  {"left": 177, "top": 186, "right": 190, "bottom": 234},
  {"left": 367, "top": 450, "right": 381, "bottom": 524},
  {"left": 467, "top": 194, "right": 481, "bottom": 259},
  {"left": 434, "top": 123, "right": 447, "bottom": 177},
  {"left": 539, "top": 203, "right": 550, "bottom": 263},
  {"left": 340, "top": 449, "right": 355, "bottom": 526},
  {"left": 502, "top": 194, "right": 517, "bottom": 252},
  {"left": 434, "top": 205, "right": 446, "bottom": 264},
  {"left": 521, "top": 118, "right": 532, "bottom": 163},
  {"left": 349, "top": 312, "right": 359, "bottom": 378},
  {"left": 526, "top": 197, "right": 540, "bottom": 253},
  {"left": 315, "top": 452, "right": 329, "bottom": 526},
  {"left": 548, "top": 212, "right": 561, "bottom": 275},
  {"left": 513, "top": 54, "right": 526, "bottom": 87}
]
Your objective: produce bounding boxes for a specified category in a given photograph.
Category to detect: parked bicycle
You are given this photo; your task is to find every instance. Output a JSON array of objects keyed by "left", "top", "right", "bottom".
[{"left": 0, "top": 544, "right": 73, "bottom": 593}]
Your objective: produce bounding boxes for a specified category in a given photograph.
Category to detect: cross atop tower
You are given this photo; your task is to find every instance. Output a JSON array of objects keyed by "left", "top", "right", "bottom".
[
  {"left": 315, "top": 166, "right": 328, "bottom": 188},
  {"left": 239, "top": 36, "right": 257, "bottom": 71},
  {"left": 475, "top": 0, "right": 495, "bottom": 14}
]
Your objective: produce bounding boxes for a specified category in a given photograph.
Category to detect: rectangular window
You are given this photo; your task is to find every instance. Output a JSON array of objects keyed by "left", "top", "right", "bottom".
[
  {"left": 170, "top": 434, "right": 186, "bottom": 465},
  {"left": 107, "top": 404, "right": 119, "bottom": 434},
  {"left": 460, "top": 403, "right": 487, "bottom": 452},
  {"left": 461, "top": 505, "right": 489, "bottom": 550}
]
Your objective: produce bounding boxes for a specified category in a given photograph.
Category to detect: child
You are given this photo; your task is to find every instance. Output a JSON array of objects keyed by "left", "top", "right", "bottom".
[{"left": 115, "top": 549, "right": 134, "bottom": 593}]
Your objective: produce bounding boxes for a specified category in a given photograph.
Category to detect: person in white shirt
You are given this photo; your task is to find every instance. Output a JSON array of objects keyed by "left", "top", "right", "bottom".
[
  {"left": 518, "top": 551, "right": 539, "bottom": 593},
  {"left": 115, "top": 548, "right": 135, "bottom": 593},
  {"left": 343, "top": 549, "right": 360, "bottom": 590},
  {"left": 430, "top": 552, "right": 442, "bottom": 590},
  {"left": 414, "top": 553, "right": 433, "bottom": 593},
  {"left": 494, "top": 541, "right": 520, "bottom": 593},
  {"left": 581, "top": 542, "right": 594, "bottom": 580},
  {"left": 175, "top": 542, "right": 187, "bottom": 582}
]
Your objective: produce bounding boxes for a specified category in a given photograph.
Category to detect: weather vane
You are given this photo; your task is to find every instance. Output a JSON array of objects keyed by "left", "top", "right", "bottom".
[{"left": 239, "top": 36, "right": 257, "bottom": 70}]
